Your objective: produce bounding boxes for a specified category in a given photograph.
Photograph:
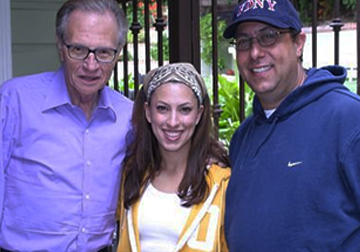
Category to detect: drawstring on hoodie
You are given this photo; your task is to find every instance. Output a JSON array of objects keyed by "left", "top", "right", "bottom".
[
  {"left": 217, "top": 176, "right": 227, "bottom": 252},
  {"left": 172, "top": 184, "right": 219, "bottom": 252}
]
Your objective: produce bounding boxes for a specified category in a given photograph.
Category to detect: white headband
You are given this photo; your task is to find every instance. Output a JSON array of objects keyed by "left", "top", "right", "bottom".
[{"left": 145, "top": 63, "right": 203, "bottom": 104}]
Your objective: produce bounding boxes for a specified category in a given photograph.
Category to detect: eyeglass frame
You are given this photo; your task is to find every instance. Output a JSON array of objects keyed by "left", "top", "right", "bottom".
[
  {"left": 62, "top": 42, "right": 119, "bottom": 63},
  {"left": 230, "top": 29, "right": 295, "bottom": 51}
]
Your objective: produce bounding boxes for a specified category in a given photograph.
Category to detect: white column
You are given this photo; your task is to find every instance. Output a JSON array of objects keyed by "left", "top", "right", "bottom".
[{"left": 0, "top": 0, "right": 13, "bottom": 84}]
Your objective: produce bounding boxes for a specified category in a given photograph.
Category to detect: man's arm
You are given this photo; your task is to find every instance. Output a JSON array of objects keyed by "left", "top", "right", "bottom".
[{"left": 0, "top": 84, "right": 17, "bottom": 222}]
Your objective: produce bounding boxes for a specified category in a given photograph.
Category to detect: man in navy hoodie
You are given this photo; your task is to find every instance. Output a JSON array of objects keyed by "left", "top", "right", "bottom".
[{"left": 223, "top": 0, "right": 360, "bottom": 251}]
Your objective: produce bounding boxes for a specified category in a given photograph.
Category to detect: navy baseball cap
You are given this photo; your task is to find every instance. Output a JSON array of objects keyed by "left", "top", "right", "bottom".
[{"left": 223, "top": 0, "right": 302, "bottom": 39}]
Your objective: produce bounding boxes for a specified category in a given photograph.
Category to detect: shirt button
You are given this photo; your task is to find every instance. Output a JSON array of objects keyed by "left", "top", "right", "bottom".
[
  {"left": 87, "top": 160, "right": 91, "bottom": 166},
  {"left": 81, "top": 227, "right": 86, "bottom": 233},
  {"left": 85, "top": 194, "right": 90, "bottom": 200},
  {"left": 85, "top": 129, "right": 89, "bottom": 134}
]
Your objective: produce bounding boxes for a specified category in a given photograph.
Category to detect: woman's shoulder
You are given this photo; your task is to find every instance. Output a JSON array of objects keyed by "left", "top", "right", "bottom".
[{"left": 207, "top": 164, "right": 231, "bottom": 183}]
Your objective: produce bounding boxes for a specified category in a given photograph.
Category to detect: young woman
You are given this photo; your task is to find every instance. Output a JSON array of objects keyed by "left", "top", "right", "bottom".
[{"left": 117, "top": 62, "right": 231, "bottom": 252}]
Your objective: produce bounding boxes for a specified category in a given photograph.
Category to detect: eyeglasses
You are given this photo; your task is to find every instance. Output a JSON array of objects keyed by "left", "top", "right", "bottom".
[
  {"left": 231, "top": 30, "right": 292, "bottom": 51},
  {"left": 63, "top": 43, "right": 118, "bottom": 63}
]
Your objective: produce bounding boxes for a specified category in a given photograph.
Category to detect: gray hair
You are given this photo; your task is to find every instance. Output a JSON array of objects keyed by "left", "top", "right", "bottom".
[{"left": 56, "top": 0, "right": 128, "bottom": 47}]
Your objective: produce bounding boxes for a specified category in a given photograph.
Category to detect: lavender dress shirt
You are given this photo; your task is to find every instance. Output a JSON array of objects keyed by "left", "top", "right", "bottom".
[{"left": 0, "top": 67, "right": 133, "bottom": 252}]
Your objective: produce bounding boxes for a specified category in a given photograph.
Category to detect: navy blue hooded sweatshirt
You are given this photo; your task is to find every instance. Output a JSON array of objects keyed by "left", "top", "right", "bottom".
[{"left": 225, "top": 65, "right": 360, "bottom": 251}]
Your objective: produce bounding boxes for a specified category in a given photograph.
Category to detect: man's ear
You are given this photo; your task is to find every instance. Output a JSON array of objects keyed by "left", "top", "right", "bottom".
[
  {"left": 295, "top": 32, "right": 306, "bottom": 58},
  {"left": 115, "top": 46, "right": 124, "bottom": 61},
  {"left": 56, "top": 36, "right": 65, "bottom": 62}
]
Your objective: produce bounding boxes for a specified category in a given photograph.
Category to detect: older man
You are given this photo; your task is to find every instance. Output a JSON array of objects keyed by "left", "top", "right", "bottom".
[{"left": 0, "top": 0, "right": 132, "bottom": 251}]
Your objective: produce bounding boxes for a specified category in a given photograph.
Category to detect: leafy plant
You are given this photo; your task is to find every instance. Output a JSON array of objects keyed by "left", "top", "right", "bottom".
[
  {"left": 109, "top": 72, "right": 135, "bottom": 95},
  {"left": 126, "top": 0, "right": 158, "bottom": 27},
  {"left": 296, "top": 0, "right": 357, "bottom": 25},
  {"left": 119, "top": 51, "right": 134, "bottom": 61},
  {"left": 342, "top": 0, "right": 356, "bottom": 10},
  {"left": 125, "top": 0, "right": 168, "bottom": 43},
  {"left": 150, "top": 33, "right": 169, "bottom": 61},
  {"left": 200, "top": 13, "right": 227, "bottom": 71},
  {"left": 217, "top": 74, "right": 254, "bottom": 147},
  {"left": 127, "top": 29, "right": 146, "bottom": 44}
]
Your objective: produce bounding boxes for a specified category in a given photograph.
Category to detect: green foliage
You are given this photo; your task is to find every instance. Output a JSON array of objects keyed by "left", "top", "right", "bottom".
[
  {"left": 119, "top": 51, "right": 133, "bottom": 61},
  {"left": 126, "top": 0, "right": 157, "bottom": 27},
  {"left": 342, "top": 0, "right": 356, "bottom": 10},
  {"left": 344, "top": 79, "right": 357, "bottom": 93},
  {"left": 297, "top": 0, "right": 312, "bottom": 25},
  {"left": 109, "top": 72, "right": 135, "bottom": 94},
  {"left": 200, "top": 13, "right": 227, "bottom": 71},
  {"left": 121, "top": 73, "right": 135, "bottom": 92},
  {"left": 125, "top": 0, "right": 168, "bottom": 43},
  {"left": 217, "top": 74, "right": 254, "bottom": 147},
  {"left": 296, "top": 0, "right": 357, "bottom": 25},
  {"left": 150, "top": 33, "right": 169, "bottom": 61},
  {"left": 127, "top": 30, "right": 146, "bottom": 44}
]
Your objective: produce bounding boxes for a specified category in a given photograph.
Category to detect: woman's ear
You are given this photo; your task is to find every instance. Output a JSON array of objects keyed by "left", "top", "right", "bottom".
[
  {"left": 144, "top": 102, "right": 151, "bottom": 123},
  {"left": 196, "top": 105, "right": 204, "bottom": 125}
]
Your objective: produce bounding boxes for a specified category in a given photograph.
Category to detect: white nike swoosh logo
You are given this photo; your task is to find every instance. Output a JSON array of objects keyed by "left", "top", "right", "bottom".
[{"left": 287, "top": 161, "right": 302, "bottom": 167}]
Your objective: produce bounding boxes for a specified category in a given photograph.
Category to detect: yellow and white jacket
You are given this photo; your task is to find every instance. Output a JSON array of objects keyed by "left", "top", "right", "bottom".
[{"left": 117, "top": 164, "right": 231, "bottom": 252}]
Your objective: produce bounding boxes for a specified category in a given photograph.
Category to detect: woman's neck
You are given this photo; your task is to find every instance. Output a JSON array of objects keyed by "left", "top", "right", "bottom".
[{"left": 151, "top": 152, "right": 188, "bottom": 193}]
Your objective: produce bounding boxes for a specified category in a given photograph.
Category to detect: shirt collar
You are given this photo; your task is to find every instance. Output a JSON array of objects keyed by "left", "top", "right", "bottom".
[
  {"left": 42, "top": 66, "right": 71, "bottom": 112},
  {"left": 42, "top": 66, "right": 117, "bottom": 121},
  {"left": 96, "top": 86, "right": 117, "bottom": 121}
]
